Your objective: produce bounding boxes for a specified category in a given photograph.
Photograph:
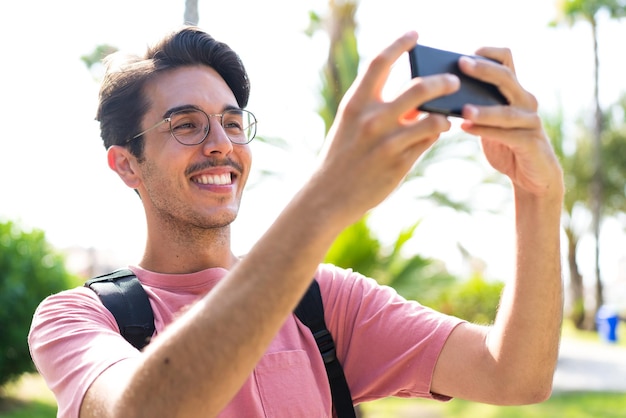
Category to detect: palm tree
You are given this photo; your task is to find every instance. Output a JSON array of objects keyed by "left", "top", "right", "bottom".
[
  {"left": 184, "top": 0, "right": 199, "bottom": 25},
  {"left": 551, "top": 0, "right": 626, "bottom": 316},
  {"left": 601, "top": 94, "right": 626, "bottom": 214},
  {"left": 306, "top": 0, "right": 359, "bottom": 134},
  {"left": 544, "top": 94, "right": 626, "bottom": 329}
]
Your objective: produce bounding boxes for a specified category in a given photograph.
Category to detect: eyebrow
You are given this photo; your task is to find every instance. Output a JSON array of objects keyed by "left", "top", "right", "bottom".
[{"left": 162, "top": 104, "right": 242, "bottom": 119}]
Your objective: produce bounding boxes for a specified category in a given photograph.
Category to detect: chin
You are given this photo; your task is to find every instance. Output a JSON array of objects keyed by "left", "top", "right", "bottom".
[{"left": 206, "top": 208, "right": 239, "bottom": 228}]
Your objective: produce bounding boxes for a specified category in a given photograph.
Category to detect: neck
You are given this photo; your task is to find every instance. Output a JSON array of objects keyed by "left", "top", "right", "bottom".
[{"left": 139, "top": 222, "right": 238, "bottom": 274}]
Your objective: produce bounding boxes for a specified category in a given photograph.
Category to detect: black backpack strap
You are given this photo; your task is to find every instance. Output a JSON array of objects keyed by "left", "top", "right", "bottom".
[
  {"left": 295, "top": 280, "right": 356, "bottom": 418},
  {"left": 85, "top": 271, "right": 354, "bottom": 416},
  {"left": 85, "top": 269, "right": 155, "bottom": 350}
]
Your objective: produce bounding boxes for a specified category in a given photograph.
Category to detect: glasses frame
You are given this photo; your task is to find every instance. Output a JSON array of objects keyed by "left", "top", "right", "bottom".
[{"left": 127, "top": 107, "right": 257, "bottom": 146}]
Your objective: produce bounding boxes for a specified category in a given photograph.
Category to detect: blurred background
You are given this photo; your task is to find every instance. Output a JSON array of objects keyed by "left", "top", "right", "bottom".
[{"left": 1, "top": 0, "right": 625, "bottom": 417}]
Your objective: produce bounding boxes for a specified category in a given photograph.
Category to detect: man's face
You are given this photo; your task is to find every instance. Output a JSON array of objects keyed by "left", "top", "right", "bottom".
[{"left": 134, "top": 65, "right": 252, "bottom": 232}]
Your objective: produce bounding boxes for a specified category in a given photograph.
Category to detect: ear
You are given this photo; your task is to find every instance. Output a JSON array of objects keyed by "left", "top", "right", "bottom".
[{"left": 107, "top": 145, "right": 142, "bottom": 189}]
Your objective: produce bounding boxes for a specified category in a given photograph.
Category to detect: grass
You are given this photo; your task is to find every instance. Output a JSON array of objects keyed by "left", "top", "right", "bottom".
[
  {"left": 0, "top": 374, "right": 56, "bottom": 418},
  {"left": 361, "top": 392, "right": 626, "bottom": 418},
  {"left": 562, "top": 318, "right": 626, "bottom": 347}
]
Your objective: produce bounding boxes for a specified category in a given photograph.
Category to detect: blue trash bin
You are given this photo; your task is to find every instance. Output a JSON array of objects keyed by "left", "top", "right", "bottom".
[{"left": 596, "top": 306, "right": 619, "bottom": 343}]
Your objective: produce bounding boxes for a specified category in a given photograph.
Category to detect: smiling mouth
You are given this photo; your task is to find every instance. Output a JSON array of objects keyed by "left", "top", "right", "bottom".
[{"left": 191, "top": 173, "right": 233, "bottom": 185}]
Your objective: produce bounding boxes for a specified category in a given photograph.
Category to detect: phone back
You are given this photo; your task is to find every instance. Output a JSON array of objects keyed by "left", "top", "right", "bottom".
[{"left": 409, "top": 45, "right": 507, "bottom": 117}]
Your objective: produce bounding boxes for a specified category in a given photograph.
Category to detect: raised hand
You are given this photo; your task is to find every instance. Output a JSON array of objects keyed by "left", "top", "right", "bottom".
[
  {"left": 315, "top": 31, "right": 460, "bottom": 224},
  {"left": 457, "top": 49, "right": 563, "bottom": 199}
]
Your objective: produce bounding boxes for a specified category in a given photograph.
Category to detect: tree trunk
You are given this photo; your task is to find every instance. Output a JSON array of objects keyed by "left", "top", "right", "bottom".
[
  {"left": 184, "top": 0, "right": 199, "bottom": 25},
  {"left": 589, "top": 20, "right": 604, "bottom": 322},
  {"left": 566, "top": 228, "right": 586, "bottom": 328}
]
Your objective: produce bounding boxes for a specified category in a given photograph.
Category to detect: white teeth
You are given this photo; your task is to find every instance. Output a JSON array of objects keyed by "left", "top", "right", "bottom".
[{"left": 194, "top": 173, "right": 232, "bottom": 185}]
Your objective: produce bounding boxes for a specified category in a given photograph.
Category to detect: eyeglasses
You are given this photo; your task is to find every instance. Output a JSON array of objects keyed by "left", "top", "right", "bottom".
[{"left": 128, "top": 108, "right": 257, "bottom": 146}]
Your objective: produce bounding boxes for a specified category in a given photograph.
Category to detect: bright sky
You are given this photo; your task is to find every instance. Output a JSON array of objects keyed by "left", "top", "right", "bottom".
[{"left": 1, "top": 0, "right": 626, "bottom": 286}]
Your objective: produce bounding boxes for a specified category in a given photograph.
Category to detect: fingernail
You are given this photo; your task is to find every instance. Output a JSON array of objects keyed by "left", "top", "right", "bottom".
[
  {"left": 445, "top": 74, "right": 460, "bottom": 87},
  {"left": 460, "top": 56, "right": 477, "bottom": 68},
  {"left": 464, "top": 104, "right": 478, "bottom": 118}
]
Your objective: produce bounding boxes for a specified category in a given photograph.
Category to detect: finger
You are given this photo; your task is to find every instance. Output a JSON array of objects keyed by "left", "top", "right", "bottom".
[
  {"left": 390, "top": 73, "right": 460, "bottom": 119},
  {"left": 461, "top": 103, "right": 540, "bottom": 131},
  {"left": 356, "top": 74, "right": 456, "bottom": 152},
  {"left": 350, "top": 31, "right": 419, "bottom": 104},
  {"left": 457, "top": 54, "right": 535, "bottom": 111},
  {"left": 474, "top": 47, "right": 516, "bottom": 73},
  {"left": 394, "top": 112, "right": 452, "bottom": 154},
  {"left": 400, "top": 107, "right": 421, "bottom": 121}
]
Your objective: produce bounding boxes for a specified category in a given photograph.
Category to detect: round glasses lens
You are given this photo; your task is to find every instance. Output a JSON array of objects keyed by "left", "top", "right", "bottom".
[
  {"left": 223, "top": 109, "right": 257, "bottom": 144},
  {"left": 169, "top": 110, "right": 209, "bottom": 145}
]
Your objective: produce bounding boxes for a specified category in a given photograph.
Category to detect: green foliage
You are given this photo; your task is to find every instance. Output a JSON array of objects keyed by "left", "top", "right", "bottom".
[
  {"left": 306, "top": 1, "right": 359, "bottom": 134},
  {"left": 601, "top": 94, "right": 626, "bottom": 213},
  {"left": 0, "top": 400, "right": 57, "bottom": 418},
  {"left": 386, "top": 256, "right": 457, "bottom": 304},
  {"left": 324, "top": 217, "right": 381, "bottom": 276},
  {"left": 324, "top": 215, "right": 458, "bottom": 304},
  {"left": 432, "top": 274, "right": 505, "bottom": 324},
  {"left": 552, "top": 95, "right": 626, "bottom": 218},
  {"left": 318, "top": 27, "right": 358, "bottom": 132},
  {"left": 80, "top": 44, "right": 118, "bottom": 70},
  {"left": 0, "top": 221, "right": 75, "bottom": 387},
  {"left": 550, "top": 0, "right": 626, "bottom": 28}
]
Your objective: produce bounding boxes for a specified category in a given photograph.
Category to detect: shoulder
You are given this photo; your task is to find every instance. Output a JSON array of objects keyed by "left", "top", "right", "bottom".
[
  {"left": 29, "top": 285, "right": 124, "bottom": 352},
  {"left": 313, "top": 262, "right": 463, "bottom": 343},
  {"left": 314, "top": 263, "right": 376, "bottom": 291},
  {"left": 29, "top": 285, "right": 140, "bottom": 418},
  {"left": 314, "top": 263, "right": 402, "bottom": 309},
  {"left": 32, "top": 285, "right": 115, "bottom": 325}
]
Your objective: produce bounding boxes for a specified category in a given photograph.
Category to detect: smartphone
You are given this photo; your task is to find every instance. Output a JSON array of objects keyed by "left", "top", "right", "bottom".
[{"left": 408, "top": 44, "right": 507, "bottom": 117}]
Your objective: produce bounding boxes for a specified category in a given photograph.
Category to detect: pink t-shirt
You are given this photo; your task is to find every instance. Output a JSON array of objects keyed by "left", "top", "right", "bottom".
[{"left": 29, "top": 263, "right": 463, "bottom": 418}]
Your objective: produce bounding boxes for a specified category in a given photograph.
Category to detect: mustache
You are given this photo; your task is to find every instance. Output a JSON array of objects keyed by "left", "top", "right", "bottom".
[{"left": 185, "top": 158, "right": 244, "bottom": 177}]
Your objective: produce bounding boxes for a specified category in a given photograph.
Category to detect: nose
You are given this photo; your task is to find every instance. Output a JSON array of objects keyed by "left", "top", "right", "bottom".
[{"left": 202, "top": 116, "right": 234, "bottom": 156}]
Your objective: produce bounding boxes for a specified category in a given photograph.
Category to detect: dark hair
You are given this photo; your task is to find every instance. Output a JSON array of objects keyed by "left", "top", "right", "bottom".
[{"left": 96, "top": 26, "right": 250, "bottom": 158}]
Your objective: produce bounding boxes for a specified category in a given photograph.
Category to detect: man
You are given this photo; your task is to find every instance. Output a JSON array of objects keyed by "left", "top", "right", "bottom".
[{"left": 29, "top": 26, "right": 564, "bottom": 418}]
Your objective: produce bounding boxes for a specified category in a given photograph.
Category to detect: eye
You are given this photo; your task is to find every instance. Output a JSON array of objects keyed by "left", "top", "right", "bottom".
[
  {"left": 170, "top": 111, "right": 205, "bottom": 134},
  {"left": 223, "top": 112, "right": 244, "bottom": 132},
  {"left": 171, "top": 118, "right": 196, "bottom": 132}
]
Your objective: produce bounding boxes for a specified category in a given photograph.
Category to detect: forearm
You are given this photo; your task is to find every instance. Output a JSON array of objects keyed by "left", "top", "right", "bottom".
[
  {"left": 115, "top": 182, "right": 348, "bottom": 417},
  {"left": 487, "top": 186, "right": 563, "bottom": 397}
]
